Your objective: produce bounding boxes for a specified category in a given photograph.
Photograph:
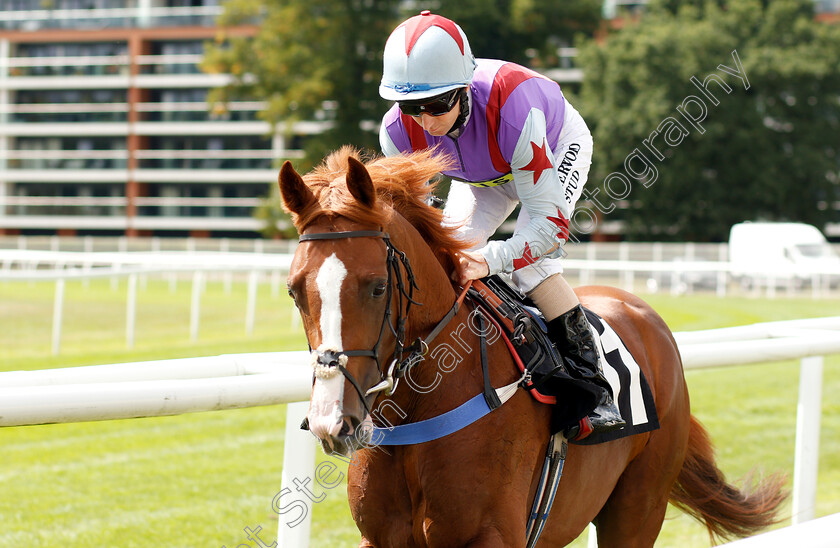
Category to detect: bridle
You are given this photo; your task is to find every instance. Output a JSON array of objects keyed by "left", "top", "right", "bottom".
[{"left": 297, "top": 229, "right": 469, "bottom": 416}]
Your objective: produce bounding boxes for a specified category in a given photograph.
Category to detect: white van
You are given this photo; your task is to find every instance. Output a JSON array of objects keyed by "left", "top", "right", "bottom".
[{"left": 728, "top": 222, "right": 840, "bottom": 288}]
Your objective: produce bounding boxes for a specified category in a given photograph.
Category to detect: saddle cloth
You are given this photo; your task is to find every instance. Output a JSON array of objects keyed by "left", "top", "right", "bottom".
[{"left": 572, "top": 309, "right": 660, "bottom": 445}]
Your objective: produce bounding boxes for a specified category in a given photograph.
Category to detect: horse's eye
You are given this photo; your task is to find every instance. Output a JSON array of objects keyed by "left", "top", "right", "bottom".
[
  {"left": 372, "top": 282, "right": 387, "bottom": 298},
  {"left": 287, "top": 286, "right": 296, "bottom": 300}
]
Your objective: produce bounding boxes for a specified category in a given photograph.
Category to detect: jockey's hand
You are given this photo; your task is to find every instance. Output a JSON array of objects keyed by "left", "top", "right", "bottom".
[{"left": 452, "top": 250, "right": 489, "bottom": 286}]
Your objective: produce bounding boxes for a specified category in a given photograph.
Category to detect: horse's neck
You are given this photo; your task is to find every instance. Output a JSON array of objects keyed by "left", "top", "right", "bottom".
[
  {"left": 391, "top": 218, "right": 459, "bottom": 334},
  {"left": 384, "top": 218, "right": 519, "bottom": 422},
  {"left": 394, "top": 299, "right": 510, "bottom": 425},
  {"left": 379, "top": 220, "right": 478, "bottom": 417},
  {"left": 394, "top": 261, "right": 506, "bottom": 421}
]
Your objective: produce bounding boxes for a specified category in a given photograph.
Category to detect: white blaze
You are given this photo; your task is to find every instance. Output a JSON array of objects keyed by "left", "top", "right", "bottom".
[{"left": 308, "top": 253, "right": 348, "bottom": 439}]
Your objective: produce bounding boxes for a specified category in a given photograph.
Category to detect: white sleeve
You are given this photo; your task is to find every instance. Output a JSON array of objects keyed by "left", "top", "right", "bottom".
[
  {"left": 379, "top": 119, "right": 401, "bottom": 157},
  {"left": 478, "top": 108, "right": 570, "bottom": 275}
]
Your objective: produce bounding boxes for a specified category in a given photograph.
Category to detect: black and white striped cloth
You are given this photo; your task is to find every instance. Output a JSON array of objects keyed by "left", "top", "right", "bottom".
[{"left": 571, "top": 309, "right": 660, "bottom": 446}]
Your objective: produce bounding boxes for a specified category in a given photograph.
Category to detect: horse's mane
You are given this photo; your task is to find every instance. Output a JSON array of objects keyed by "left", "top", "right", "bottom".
[{"left": 287, "top": 146, "right": 470, "bottom": 272}]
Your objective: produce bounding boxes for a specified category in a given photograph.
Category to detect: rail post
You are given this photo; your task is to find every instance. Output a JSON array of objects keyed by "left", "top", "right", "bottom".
[
  {"left": 51, "top": 278, "right": 65, "bottom": 355},
  {"left": 246, "top": 270, "right": 258, "bottom": 335},
  {"left": 277, "top": 401, "right": 315, "bottom": 548},
  {"left": 126, "top": 273, "right": 137, "bottom": 349},
  {"left": 190, "top": 270, "right": 203, "bottom": 341},
  {"left": 792, "top": 355, "right": 823, "bottom": 525}
]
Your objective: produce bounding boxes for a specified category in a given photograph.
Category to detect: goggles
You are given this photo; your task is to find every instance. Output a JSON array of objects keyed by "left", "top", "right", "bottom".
[{"left": 397, "top": 89, "right": 461, "bottom": 117}]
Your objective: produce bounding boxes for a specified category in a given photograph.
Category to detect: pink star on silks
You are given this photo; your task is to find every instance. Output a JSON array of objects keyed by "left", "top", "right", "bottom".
[
  {"left": 547, "top": 207, "right": 570, "bottom": 240},
  {"left": 523, "top": 139, "right": 553, "bottom": 185},
  {"left": 513, "top": 243, "right": 538, "bottom": 270}
]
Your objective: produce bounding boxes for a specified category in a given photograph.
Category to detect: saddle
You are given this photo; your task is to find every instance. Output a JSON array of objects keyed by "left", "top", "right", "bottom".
[{"left": 467, "top": 276, "right": 601, "bottom": 433}]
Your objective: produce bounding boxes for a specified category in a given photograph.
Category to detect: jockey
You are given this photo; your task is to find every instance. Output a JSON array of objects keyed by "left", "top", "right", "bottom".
[{"left": 378, "top": 11, "right": 625, "bottom": 439}]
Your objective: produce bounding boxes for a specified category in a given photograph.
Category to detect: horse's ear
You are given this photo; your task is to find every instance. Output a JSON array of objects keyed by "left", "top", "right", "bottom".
[
  {"left": 278, "top": 161, "right": 315, "bottom": 214},
  {"left": 346, "top": 156, "right": 376, "bottom": 209}
]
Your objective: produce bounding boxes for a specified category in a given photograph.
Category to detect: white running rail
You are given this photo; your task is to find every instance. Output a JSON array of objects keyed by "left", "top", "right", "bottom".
[{"left": 1, "top": 317, "right": 839, "bottom": 547}]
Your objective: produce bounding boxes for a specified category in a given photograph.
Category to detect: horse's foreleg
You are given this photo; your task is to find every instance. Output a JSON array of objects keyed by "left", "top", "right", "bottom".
[
  {"left": 358, "top": 536, "right": 419, "bottom": 548},
  {"left": 358, "top": 529, "right": 520, "bottom": 547},
  {"left": 463, "top": 528, "right": 523, "bottom": 548}
]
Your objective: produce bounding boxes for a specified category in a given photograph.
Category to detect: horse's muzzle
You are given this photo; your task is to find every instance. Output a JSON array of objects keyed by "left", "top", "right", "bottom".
[{"left": 311, "top": 414, "right": 373, "bottom": 457}]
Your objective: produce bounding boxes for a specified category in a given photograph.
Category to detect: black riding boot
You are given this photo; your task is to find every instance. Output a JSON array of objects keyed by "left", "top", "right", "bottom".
[{"left": 548, "top": 305, "right": 625, "bottom": 438}]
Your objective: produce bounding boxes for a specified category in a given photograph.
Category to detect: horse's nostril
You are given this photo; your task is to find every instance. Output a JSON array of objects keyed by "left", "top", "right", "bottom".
[{"left": 338, "top": 416, "right": 362, "bottom": 438}]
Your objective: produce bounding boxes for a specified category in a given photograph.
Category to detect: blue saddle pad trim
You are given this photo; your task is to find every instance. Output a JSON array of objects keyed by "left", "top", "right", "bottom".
[
  {"left": 522, "top": 304, "right": 548, "bottom": 332},
  {"left": 371, "top": 392, "right": 492, "bottom": 446}
]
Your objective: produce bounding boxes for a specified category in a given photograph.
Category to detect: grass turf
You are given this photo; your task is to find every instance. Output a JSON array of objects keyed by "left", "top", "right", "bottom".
[{"left": 0, "top": 278, "right": 838, "bottom": 547}]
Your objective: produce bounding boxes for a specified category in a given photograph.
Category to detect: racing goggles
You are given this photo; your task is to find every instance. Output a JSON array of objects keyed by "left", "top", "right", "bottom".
[{"left": 398, "top": 89, "right": 460, "bottom": 117}]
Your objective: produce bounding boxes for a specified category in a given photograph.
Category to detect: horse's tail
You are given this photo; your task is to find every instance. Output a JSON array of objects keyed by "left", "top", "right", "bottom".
[{"left": 670, "top": 415, "right": 788, "bottom": 542}]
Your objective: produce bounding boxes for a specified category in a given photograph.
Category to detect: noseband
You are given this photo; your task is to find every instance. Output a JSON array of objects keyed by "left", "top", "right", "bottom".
[{"left": 299, "top": 229, "right": 422, "bottom": 415}]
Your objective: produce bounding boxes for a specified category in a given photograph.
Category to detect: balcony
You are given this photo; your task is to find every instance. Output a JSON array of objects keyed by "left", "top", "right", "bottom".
[
  {"left": 135, "top": 100, "right": 265, "bottom": 123},
  {"left": 2, "top": 102, "right": 130, "bottom": 124},
  {"left": 134, "top": 148, "right": 284, "bottom": 170},
  {"left": 0, "top": 195, "right": 267, "bottom": 233},
  {"left": 0, "top": 148, "right": 291, "bottom": 184},
  {"left": 0, "top": 5, "right": 226, "bottom": 31},
  {"left": 1, "top": 150, "right": 129, "bottom": 182}
]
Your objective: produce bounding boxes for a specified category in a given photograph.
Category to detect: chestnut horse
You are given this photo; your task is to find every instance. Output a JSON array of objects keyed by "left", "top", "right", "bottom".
[{"left": 279, "top": 148, "right": 785, "bottom": 548}]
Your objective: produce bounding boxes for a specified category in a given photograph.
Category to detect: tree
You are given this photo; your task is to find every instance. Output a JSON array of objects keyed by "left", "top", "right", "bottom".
[
  {"left": 253, "top": 184, "right": 297, "bottom": 239},
  {"left": 435, "top": 0, "right": 602, "bottom": 66},
  {"left": 576, "top": 0, "right": 840, "bottom": 241},
  {"left": 202, "top": 0, "right": 401, "bottom": 168}
]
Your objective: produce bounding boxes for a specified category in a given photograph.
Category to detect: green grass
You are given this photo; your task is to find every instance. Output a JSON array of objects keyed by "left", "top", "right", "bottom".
[
  {"left": 0, "top": 276, "right": 301, "bottom": 370},
  {"left": 0, "top": 279, "right": 838, "bottom": 547}
]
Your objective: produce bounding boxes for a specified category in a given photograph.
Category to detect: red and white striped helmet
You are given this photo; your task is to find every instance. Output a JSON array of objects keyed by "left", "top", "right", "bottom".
[{"left": 379, "top": 11, "right": 477, "bottom": 102}]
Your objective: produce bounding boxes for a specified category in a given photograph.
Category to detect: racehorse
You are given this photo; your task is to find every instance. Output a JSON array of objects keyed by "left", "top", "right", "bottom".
[{"left": 279, "top": 147, "right": 786, "bottom": 547}]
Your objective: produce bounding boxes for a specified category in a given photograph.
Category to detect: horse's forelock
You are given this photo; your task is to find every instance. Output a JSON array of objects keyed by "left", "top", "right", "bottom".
[{"left": 291, "top": 147, "right": 469, "bottom": 269}]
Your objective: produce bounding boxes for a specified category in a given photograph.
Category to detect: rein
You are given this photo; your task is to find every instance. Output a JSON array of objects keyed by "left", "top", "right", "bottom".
[{"left": 298, "top": 229, "right": 469, "bottom": 415}]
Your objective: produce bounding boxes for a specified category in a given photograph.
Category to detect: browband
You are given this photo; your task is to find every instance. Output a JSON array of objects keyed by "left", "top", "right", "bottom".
[{"left": 299, "top": 230, "right": 387, "bottom": 241}]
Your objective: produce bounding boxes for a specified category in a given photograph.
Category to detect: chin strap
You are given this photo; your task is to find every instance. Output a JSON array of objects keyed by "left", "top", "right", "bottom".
[{"left": 446, "top": 87, "right": 471, "bottom": 136}]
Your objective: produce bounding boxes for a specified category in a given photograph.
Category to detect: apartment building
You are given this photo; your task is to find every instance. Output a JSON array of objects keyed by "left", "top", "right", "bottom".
[
  {"left": 0, "top": 0, "right": 332, "bottom": 238},
  {"left": 1, "top": 1, "right": 835, "bottom": 238}
]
